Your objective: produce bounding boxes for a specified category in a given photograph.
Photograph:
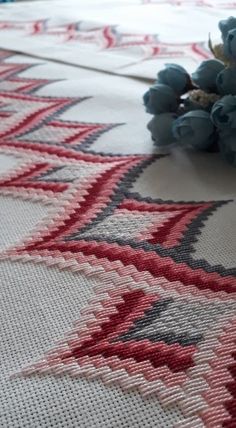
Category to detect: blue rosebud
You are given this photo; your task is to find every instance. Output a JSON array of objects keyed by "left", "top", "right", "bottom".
[
  {"left": 147, "top": 113, "right": 177, "bottom": 147},
  {"left": 224, "top": 28, "right": 236, "bottom": 60},
  {"left": 216, "top": 67, "right": 236, "bottom": 95},
  {"left": 219, "top": 16, "right": 236, "bottom": 41},
  {"left": 191, "top": 59, "right": 225, "bottom": 92},
  {"left": 172, "top": 110, "right": 215, "bottom": 150},
  {"left": 211, "top": 95, "right": 236, "bottom": 129},
  {"left": 157, "top": 63, "right": 190, "bottom": 95},
  {"left": 143, "top": 83, "right": 178, "bottom": 115},
  {"left": 218, "top": 130, "right": 236, "bottom": 166}
]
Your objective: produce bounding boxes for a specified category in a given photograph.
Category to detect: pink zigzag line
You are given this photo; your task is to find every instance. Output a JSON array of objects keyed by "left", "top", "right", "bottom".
[{"left": 2, "top": 247, "right": 236, "bottom": 303}]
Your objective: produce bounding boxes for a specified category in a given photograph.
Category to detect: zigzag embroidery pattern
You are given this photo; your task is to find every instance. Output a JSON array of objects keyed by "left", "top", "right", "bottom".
[
  {"left": 0, "top": 20, "right": 211, "bottom": 63},
  {"left": 0, "top": 50, "right": 235, "bottom": 427}
]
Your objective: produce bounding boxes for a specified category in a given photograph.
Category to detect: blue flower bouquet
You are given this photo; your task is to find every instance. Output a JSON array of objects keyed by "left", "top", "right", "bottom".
[{"left": 144, "top": 16, "right": 236, "bottom": 166}]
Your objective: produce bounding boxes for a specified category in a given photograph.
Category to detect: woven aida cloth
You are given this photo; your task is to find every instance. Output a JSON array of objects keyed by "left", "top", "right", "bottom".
[{"left": 0, "top": 1, "right": 236, "bottom": 428}]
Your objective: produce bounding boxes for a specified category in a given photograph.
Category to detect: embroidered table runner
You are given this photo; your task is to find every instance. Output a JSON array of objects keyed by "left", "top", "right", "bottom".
[{"left": 0, "top": 1, "right": 236, "bottom": 427}]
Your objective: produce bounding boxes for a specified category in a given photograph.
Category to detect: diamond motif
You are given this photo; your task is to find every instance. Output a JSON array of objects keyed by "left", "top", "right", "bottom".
[
  {"left": 0, "top": 92, "right": 79, "bottom": 140},
  {"left": 74, "top": 198, "right": 215, "bottom": 248},
  {"left": 19, "top": 120, "right": 119, "bottom": 151}
]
